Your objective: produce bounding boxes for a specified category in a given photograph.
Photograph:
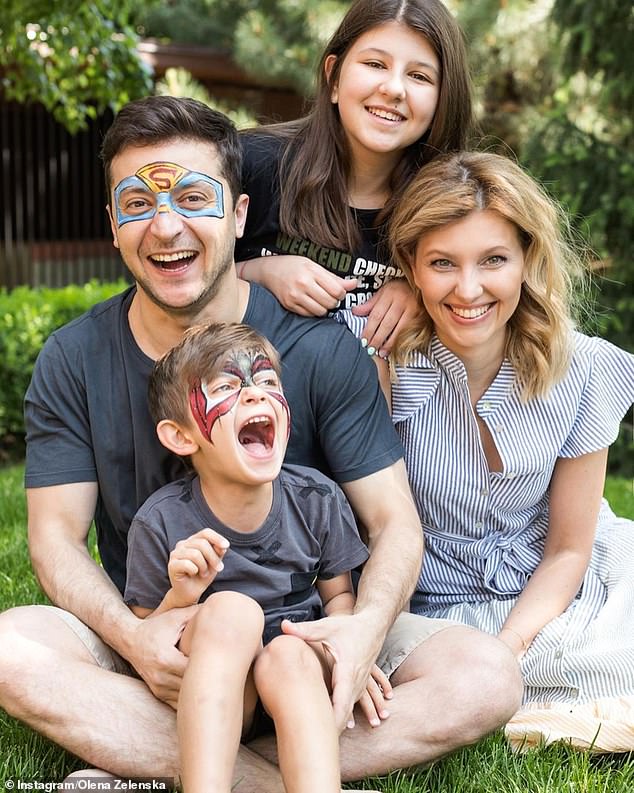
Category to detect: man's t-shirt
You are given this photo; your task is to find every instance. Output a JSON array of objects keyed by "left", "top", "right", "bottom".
[
  {"left": 235, "top": 132, "right": 403, "bottom": 310},
  {"left": 24, "top": 283, "right": 402, "bottom": 594},
  {"left": 125, "top": 464, "right": 370, "bottom": 643}
]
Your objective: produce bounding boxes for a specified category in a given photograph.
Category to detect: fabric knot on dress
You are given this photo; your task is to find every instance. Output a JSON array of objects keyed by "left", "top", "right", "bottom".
[{"left": 472, "top": 532, "right": 542, "bottom": 597}]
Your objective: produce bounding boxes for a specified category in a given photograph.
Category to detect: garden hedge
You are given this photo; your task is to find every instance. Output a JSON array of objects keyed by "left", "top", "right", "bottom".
[{"left": 0, "top": 280, "right": 127, "bottom": 448}]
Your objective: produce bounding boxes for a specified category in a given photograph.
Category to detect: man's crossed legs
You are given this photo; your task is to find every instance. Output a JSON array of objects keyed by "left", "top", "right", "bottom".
[{"left": 0, "top": 604, "right": 522, "bottom": 791}]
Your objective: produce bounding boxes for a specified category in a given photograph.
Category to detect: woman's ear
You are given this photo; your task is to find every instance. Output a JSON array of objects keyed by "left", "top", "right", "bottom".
[
  {"left": 324, "top": 54, "right": 339, "bottom": 103},
  {"left": 156, "top": 419, "right": 199, "bottom": 457}
]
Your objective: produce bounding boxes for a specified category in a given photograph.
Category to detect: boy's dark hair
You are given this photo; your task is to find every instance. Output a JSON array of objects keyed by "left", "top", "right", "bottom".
[
  {"left": 148, "top": 322, "right": 282, "bottom": 428},
  {"left": 101, "top": 96, "right": 242, "bottom": 202}
]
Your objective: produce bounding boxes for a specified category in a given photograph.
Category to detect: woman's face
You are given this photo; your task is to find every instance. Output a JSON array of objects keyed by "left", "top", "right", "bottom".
[
  {"left": 325, "top": 21, "right": 440, "bottom": 167},
  {"left": 411, "top": 210, "right": 525, "bottom": 362}
]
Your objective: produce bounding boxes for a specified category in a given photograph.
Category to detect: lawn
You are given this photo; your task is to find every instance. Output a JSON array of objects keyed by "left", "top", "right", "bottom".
[{"left": 1, "top": 463, "right": 633, "bottom": 790}]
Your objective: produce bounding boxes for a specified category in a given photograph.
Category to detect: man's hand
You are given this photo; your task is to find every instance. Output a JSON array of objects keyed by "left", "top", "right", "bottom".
[
  {"left": 168, "top": 528, "right": 229, "bottom": 607},
  {"left": 352, "top": 278, "right": 419, "bottom": 356},
  {"left": 281, "top": 612, "right": 383, "bottom": 732},
  {"left": 127, "top": 605, "right": 199, "bottom": 708}
]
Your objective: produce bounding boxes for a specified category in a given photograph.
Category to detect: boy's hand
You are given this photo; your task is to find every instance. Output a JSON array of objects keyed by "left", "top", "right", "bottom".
[
  {"left": 167, "top": 528, "right": 229, "bottom": 607},
  {"left": 355, "top": 664, "right": 393, "bottom": 728}
]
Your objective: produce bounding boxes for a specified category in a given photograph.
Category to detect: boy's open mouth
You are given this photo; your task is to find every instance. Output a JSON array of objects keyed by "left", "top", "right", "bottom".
[{"left": 238, "top": 416, "right": 275, "bottom": 456}]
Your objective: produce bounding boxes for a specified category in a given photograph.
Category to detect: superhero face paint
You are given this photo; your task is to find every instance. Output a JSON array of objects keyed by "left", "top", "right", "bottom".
[
  {"left": 113, "top": 161, "right": 224, "bottom": 227},
  {"left": 189, "top": 351, "right": 290, "bottom": 482}
]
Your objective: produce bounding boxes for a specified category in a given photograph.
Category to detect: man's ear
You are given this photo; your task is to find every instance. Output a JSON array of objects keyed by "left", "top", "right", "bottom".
[
  {"left": 106, "top": 205, "right": 120, "bottom": 250},
  {"left": 234, "top": 193, "right": 250, "bottom": 240},
  {"left": 156, "top": 419, "right": 200, "bottom": 457},
  {"left": 324, "top": 54, "right": 339, "bottom": 103}
]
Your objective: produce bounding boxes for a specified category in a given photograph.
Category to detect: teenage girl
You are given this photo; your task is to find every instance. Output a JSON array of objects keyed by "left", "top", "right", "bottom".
[{"left": 236, "top": 0, "right": 475, "bottom": 356}]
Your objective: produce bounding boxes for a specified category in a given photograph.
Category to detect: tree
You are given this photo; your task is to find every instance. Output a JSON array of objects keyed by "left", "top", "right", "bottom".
[{"left": 0, "top": 0, "right": 157, "bottom": 132}]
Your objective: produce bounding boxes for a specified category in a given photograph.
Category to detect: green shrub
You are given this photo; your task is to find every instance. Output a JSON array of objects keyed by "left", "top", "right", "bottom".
[{"left": 0, "top": 280, "right": 128, "bottom": 446}]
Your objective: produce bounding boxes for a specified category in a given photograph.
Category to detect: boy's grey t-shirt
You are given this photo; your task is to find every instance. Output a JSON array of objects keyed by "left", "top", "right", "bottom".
[
  {"left": 24, "top": 284, "right": 402, "bottom": 594},
  {"left": 124, "top": 464, "right": 369, "bottom": 641}
]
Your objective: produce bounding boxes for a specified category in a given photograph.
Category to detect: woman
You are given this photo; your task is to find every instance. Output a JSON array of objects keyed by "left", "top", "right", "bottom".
[
  {"left": 344, "top": 150, "right": 634, "bottom": 751},
  {"left": 236, "top": 0, "right": 475, "bottom": 356}
]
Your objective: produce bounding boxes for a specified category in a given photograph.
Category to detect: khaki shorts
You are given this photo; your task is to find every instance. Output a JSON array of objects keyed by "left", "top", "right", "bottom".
[{"left": 43, "top": 605, "right": 456, "bottom": 680}]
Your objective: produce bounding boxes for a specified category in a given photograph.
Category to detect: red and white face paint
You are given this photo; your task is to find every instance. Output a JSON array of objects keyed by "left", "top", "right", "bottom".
[{"left": 189, "top": 350, "right": 290, "bottom": 444}]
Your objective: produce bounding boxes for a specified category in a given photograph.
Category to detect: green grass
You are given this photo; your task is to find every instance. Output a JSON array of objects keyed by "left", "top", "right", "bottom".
[{"left": 1, "top": 464, "right": 633, "bottom": 790}]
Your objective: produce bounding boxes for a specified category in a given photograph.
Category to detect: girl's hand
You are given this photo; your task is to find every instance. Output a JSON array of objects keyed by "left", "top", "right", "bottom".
[
  {"left": 354, "top": 663, "right": 393, "bottom": 728},
  {"left": 167, "top": 528, "right": 229, "bottom": 607},
  {"left": 352, "top": 278, "right": 419, "bottom": 356},
  {"left": 240, "top": 255, "right": 358, "bottom": 316}
]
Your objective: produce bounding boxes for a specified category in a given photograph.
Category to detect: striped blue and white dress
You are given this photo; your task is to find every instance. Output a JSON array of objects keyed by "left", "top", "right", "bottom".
[{"left": 340, "top": 313, "right": 634, "bottom": 749}]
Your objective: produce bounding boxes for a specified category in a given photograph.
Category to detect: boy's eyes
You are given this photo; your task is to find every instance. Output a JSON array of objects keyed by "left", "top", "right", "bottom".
[{"left": 210, "top": 374, "right": 280, "bottom": 393}]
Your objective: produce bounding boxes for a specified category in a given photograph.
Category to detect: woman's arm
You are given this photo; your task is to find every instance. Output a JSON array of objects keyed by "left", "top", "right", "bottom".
[{"left": 498, "top": 447, "right": 608, "bottom": 657}]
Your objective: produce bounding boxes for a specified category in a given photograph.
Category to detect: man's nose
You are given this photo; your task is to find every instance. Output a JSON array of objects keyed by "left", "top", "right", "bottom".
[{"left": 148, "top": 205, "right": 185, "bottom": 238}]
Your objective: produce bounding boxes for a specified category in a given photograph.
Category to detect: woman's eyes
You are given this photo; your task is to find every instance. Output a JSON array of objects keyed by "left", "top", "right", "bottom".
[
  {"left": 484, "top": 255, "right": 508, "bottom": 267},
  {"left": 430, "top": 259, "right": 454, "bottom": 270}
]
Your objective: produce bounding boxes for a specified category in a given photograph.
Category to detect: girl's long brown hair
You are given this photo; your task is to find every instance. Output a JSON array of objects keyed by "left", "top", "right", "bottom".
[{"left": 243, "top": 0, "right": 475, "bottom": 252}]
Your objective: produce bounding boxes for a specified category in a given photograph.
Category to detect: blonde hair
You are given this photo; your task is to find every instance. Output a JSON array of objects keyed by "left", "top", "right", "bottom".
[{"left": 390, "top": 151, "right": 587, "bottom": 399}]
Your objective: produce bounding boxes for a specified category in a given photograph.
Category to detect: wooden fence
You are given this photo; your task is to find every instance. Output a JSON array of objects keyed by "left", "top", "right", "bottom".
[{"left": 0, "top": 100, "right": 126, "bottom": 289}]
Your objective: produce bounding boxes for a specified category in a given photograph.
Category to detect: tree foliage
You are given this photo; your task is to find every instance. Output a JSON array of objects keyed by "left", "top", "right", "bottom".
[{"left": 0, "top": 0, "right": 156, "bottom": 132}]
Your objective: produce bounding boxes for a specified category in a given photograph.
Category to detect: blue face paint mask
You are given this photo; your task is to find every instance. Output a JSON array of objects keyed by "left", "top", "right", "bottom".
[{"left": 113, "top": 161, "right": 225, "bottom": 227}]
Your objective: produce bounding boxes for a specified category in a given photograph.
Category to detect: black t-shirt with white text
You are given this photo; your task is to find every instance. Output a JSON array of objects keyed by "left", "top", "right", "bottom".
[{"left": 236, "top": 132, "right": 403, "bottom": 310}]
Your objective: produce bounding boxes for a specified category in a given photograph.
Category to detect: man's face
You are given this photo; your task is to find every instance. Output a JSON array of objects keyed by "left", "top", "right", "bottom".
[{"left": 108, "top": 139, "right": 248, "bottom": 318}]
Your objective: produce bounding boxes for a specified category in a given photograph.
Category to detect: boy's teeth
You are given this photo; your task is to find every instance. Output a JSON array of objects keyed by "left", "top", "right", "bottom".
[
  {"left": 246, "top": 416, "right": 270, "bottom": 425},
  {"left": 451, "top": 304, "right": 491, "bottom": 319}
]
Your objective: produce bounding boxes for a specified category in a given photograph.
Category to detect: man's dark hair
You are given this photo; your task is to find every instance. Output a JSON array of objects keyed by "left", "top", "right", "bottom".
[{"left": 100, "top": 96, "right": 242, "bottom": 203}]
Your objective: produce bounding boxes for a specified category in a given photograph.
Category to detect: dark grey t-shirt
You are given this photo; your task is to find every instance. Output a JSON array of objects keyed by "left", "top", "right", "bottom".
[
  {"left": 24, "top": 284, "right": 401, "bottom": 594},
  {"left": 124, "top": 465, "right": 369, "bottom": 642}
]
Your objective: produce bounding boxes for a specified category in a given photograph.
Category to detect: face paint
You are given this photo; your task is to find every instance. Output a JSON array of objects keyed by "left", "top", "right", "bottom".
[
  {"left": 188, "top": 350, "right": 290, "bottom": 444},
  {"left": 113, "top": 161, "right": 225, "bottom": 227}
]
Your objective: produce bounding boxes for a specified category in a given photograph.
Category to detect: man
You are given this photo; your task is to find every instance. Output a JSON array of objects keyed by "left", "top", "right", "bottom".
[{"left": 0, "top": 97, "right": 521, "bottom": 790}]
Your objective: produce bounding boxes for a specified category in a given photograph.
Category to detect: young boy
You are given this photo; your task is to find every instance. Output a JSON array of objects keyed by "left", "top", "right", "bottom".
[{"left": 124, "top": 322, "right": 389, "bottom": 793}]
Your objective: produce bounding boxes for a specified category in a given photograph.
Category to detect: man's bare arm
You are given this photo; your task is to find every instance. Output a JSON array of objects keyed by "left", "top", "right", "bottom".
[
  {"left": 27, "top": 483, "right": 195, "bottom": 706},
  {"left": 282, "top": 459, "right": 423, "bottom": 726}
]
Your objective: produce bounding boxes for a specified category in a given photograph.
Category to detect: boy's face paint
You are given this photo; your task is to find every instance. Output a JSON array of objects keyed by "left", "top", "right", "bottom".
[
  {"left": 113, "top": 161, "right": 224, "bottom": 227},
  {"left": 188, "top": 351, "right": 290, "bottom": 444}
]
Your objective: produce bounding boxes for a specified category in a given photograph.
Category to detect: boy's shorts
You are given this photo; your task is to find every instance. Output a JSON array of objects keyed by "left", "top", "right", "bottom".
[{"left": 42, "top": 604, "right": 456, "bottom": 680}]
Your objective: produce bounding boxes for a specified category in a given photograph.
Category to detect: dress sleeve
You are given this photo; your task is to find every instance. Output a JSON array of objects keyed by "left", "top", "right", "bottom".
[
  {"left": 332, "top": 309, "right": 367, "bottom": 340},
  {"left": 559, "top": 336, "right": 634, "bottom": 457}
]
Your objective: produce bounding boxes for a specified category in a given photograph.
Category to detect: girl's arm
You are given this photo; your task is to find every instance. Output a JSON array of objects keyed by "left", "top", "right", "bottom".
[
  {"left": 237, "top": 256, "right": 357, "bottom": 316},
  {"left": 498, "top": 447, "right": 608, "bottom": 658}
]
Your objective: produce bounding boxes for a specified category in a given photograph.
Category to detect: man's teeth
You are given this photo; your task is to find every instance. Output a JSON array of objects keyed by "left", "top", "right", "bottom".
[
  {"left": 151, "top": 251, "right": 196, "bottom": 262},
  {"left": 450, "top": 304, "right": 492, "bottom": 319},
  {"left": 368, "top": 107, "right": 403, "bottom": 122}
]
